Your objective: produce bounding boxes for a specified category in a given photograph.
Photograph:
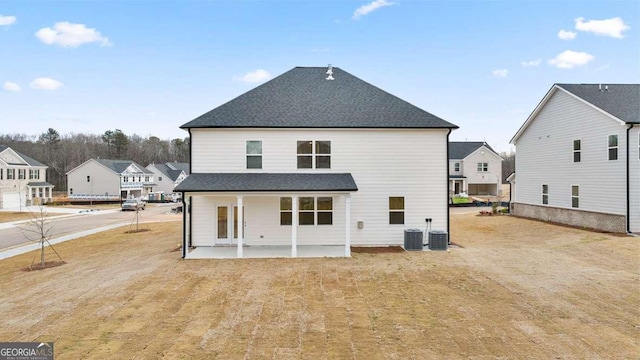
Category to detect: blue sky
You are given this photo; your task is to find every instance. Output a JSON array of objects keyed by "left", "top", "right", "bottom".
[{"left": 1, "top": 0, "right": 638, "bottom": 152}]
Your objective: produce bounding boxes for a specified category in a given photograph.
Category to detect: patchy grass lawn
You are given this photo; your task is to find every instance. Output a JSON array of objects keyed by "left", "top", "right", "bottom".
[
  {"left": 0, "top": 216, "right": 637, "bottom": 359},
  {"left": 0, "top": 211, "right": 55, "bottom": 223}
]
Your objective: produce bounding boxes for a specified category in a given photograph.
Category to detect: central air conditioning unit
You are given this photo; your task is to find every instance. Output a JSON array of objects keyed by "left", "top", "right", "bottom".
[
  {"left": 404, "top": 229, "right": 423, "bottom": 251},
  {"left": 428, "top": 230, "right": 448, "bottom": 251}
]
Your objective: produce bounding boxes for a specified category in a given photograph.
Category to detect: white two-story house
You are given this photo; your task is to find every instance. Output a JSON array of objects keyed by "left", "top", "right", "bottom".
[
  {"left": 0, "top": 145, "right": 54, "bottom": 209},
  {"left": 67, "top": 159, "right": 156, "bottom": 200},
  {"left": 448, "top": 141, "right": 503, "bottom": 197},
  {"left": 175, "top": 66, "right": 458, "bottom": 259},
  {"left": 146, "top": 162, "right": 189, "bottom": 196},
  {"left": 510, "top": 83, "right": 639, "bottom": 234}
]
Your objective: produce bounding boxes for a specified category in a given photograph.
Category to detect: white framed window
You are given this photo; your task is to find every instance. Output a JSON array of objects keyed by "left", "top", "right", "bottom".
[
  {"left": 571, "top": 185, "right": 579, "bottom": 208},
  {"left": 454, "top": 162, "right": 460, "bottom": 172},
  {"left": 608, "top": 134, "right": 618, "bottom": 161},
  {"left": 18, "top": 169, "right": 25, "bottom": 180},
  {"left": 29, "top": 169, "right": 39, "bottom": 180},
  {"left": 542, "top": 184, "right": 548, "bottom": 205},
  {"left": 246, "top": 140, "right": 262, "bottom": 169},
  {"left": 297, "top": 141, "right": 331, "bottom": 169},
  {"left": 389, "top": 197, "right": 405, "bottom": 225},
  {"left": 144, "top": 176, "right": 150, "bottom": 182},
  {"left": 159, "top": 176, "right": 163, "bottom": 181},
  {"left": 477, "top": 162, "right": 488, "bottom": 172},
  {"left": 296, "top": 197, "right": 333, "bottom": 225},
  {"left": 7, "top": 169, "right": 14, "bottom": 180},
  {"left": 280, "top": 197, "right": 292, "bottom": 226},
  {"left": 573, "top": 139, "right": 581, "bottom": 163}
]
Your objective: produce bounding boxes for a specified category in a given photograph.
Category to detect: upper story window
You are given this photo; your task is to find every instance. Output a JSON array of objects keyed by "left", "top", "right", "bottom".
[
  {"left": 542, "top": 184, "right": 549, "bottom": 205},
  {"left": 246, "top": 141, "right": 262, "bottom": 169},
  {"left": 297, "top": 141, "right": 331, "bottom": 169},
  {"left": 454, "top": 162, "right": 460, "bottom": 172},
  {"left": 144, "top": 176, "right": 150, "bottom": 182},
  {"left": 18, "top": 169, "right": 25, "bottom": 180},
  {"left": 7, "top": 169, "right": 14, "bottom": 180},
  {"left": 0, "top": 168, "right": 3, "bottom": 180},
  {"left": 159, "top": 176, "right": 163, "bottom": 181},
  {"left": 477, "top": 162, "right": 488, "bottom": 172},
  {"left": 608, "top": 134, "right": 618, "bottom": 161},
  {"left": 389, "top": 197, "right": 405, "bottom": 225},
  {"left": 573, "top": 140, "right": 581, "bottom": 163},
  {"left": 29, "top": 169, "right": 40, "bottom": 180},
  {"left": 571, "top": 185, "right": 579, "bottom": 208}
]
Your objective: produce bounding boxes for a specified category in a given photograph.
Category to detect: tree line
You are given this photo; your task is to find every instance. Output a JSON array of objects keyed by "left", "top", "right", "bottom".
[{"left": 1, "top": 128, "right": 190, "bottom": 191}]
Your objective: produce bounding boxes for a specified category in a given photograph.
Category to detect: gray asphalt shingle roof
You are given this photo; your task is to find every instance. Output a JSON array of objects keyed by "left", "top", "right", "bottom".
[
  {"left": 153, "top": 163, "right": 185, "bottom": 181},
  {"left": 167, "top": 162, "right": 190, "bottom": 174},
  {"left": 448, "top": 142, "right": 497, "bottom": 159},
  {"left": 0, "top": 145, "right": 46, "bottom": 167},
  {"left": 175, "top": 173, "right": 358, "bottom": 192},
  {"left": 557, "top": 84, "right": 639, "bottom": 124},
  {"left": 96, "top": 159, "right": 155, "bottom": 175},
  {"left": 181, "top": 67, "right": 458, "bottom": 129}
]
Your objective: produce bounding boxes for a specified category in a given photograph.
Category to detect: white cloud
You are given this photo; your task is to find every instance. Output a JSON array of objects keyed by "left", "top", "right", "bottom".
[
  {"left": 548, "top": 50, "right": 594, "bottom": 69},
  {"left": 575, "top": 17, "right": 629, "bottom": 38},
  {"left": 521, "top": 59, "right": 541, "bottom": 67},
  {"left": 353, "top": 0, "right": 395, "bottom": 20},
  {"left": 492, "top": 69, "right": 509, "bottom": 78},
  {"left": 236, "top": 69, "right": 271, "bottom": 83},
  {"left": 3, "top": 81, "right": 21, "bottom": 92},
  {"left": 35, "top": 21, "right": 111, "bottom": 47},
  {"left": 30, "top": 77, "right": 64, "bottom": 90},
  {"left": 557, "top": 29, "right": 577, "bottom": 40},
  {"left": 0, "top": 15, "right": 16, "bottom": 26}
]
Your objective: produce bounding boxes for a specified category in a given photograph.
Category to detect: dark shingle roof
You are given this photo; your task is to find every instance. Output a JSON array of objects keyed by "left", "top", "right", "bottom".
[
  {"left": 153, "top": 163, "right": 185, "bottom": 181},
  {"left": 27, "top": 181, "right": 54, "bottom": 187},
  {"left": 181, "top": 67, "right": 457, "bottom": 129},
  {"left": 556, "top": 84, "right": 639, "bottom": 124},
  {"left": 448, "top": 142, "right": 497, "bottom": 160},
  {"left": 175, "top": 173, "right": 358, "bottom": 192},
  {"left": 95, "top": 159, "right": 154, "bottom": 175},
  {"left": 166, "top": 162, "right": 190, "bottom": 174},
  {"left": 0, "top": 145, "right": 46, "bottom": 166}
]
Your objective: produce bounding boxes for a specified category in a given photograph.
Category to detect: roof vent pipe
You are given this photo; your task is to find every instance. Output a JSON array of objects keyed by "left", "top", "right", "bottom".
[{"left": 326, "top": 64, "right": 334, "bottom": 80}]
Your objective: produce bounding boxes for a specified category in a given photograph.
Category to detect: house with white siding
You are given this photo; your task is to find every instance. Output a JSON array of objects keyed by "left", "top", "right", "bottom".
[
  {"left": 146, "top": 162, "right": 189, "bottom": 196},
  {"left": 175, "top": 66, "right": 458, "bottom": 258},
  {"left": 0, "top": 145, "right": 54, "bottom": 209},
  {"left": 448, "top": 142, "right": 502, "bottom": 197},
  {"left": 510, "top": 83, "right": 639, "bottom": 234},
  {"left": 67, "top": 159, "right": 157, "bottom": 200}
]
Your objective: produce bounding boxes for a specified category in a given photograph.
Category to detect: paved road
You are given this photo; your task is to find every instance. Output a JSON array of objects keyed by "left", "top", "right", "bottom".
[{"left": 0, "top": 204, "right": 177, "bottom": 251}]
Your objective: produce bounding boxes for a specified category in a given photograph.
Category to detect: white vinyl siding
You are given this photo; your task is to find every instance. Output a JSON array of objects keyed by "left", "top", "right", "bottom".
[
  {"left": 67, "top": 160, "right": 121, "bottom": 197},
  {"left": 513, "top": 89, "right": 627, "bottom": 215},
  {"left": 190, "top": 128, "right": 449, "bottom": 245},
  {"left": 631, "top": 128, "right": 640, "bottom": 232}
]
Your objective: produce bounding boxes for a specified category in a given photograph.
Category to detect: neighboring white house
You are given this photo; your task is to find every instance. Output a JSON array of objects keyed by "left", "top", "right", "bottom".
[
  {"left": 66, "top": 159, "right": 157, "bottom": 200},
  {"left": 510, "top": 83, "right": 639, "bottom": 234},
  {"left": 448, "top": 142, "right": 502, "bottom": 197},
  {"left": 0, "top": 145, "right": 54, "bottom": 209},
  {"left": 146, "top": 162, "right": 189, "bottom": 196},
  {"left": 175, "top": 66, "right": 458, "bottom": 258}
]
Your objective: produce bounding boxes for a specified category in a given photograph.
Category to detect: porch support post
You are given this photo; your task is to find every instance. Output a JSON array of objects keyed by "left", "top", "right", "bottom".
[
  {"left": 237, "top": 195, "right": 244, "bottom": 258},
  {"left": 345, "top": 194, "right": 351, "bottom": 257},
  {"left": 291, "top": 195, "right": 298, "bottom": 257}
]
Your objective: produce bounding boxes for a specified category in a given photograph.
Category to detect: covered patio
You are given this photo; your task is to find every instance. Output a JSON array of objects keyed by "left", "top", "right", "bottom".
[{"left": 176, "top": 173, "right": 358, "bottom": 259}]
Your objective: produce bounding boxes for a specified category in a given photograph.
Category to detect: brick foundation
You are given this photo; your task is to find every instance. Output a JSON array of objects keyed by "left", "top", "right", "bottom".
[{"left": 512, "top": 203, "right": 626, "bottom": 233}]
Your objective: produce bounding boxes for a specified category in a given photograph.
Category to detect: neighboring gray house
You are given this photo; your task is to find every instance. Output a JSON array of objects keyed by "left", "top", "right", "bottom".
[
  {"left": 146, "top": 162, "right": 189, "bottom": 195},
  {"left": 66, "top": 159, "right": 156, "bottom": 200},
  {"left": 0, "top": 145, "right": 54, "bottom": 209},
  {"left": 175, "top": 66, "right": 458, "bottom": 258},
  {"left": 448, "top": 141, "right": 503, "bottom": 197},
  {"left": 510, "top": 83, "right": 639, "bottom": 234}
]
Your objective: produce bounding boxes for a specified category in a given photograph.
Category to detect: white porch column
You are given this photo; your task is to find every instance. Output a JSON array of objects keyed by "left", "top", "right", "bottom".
[
  {"left": 291, "top": 195, "right": 298, "bottom": 257},
  {"left": 28, "top": 187, "right": 33, "bottom": 201},
  {"left": 237, "top": 195, "right": 243, "bottom": 258},
  {"left": 345, "top": 194, "right": 351, "bottom": 257}
]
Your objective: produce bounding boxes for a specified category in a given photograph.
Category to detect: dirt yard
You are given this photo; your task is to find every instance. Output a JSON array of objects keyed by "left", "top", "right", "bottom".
[
  {"left": 0, "top": 214, "right": 637, "bottom": 359},
  {"left": 0, "top": 211, "right": 55, "bottom": 223}
]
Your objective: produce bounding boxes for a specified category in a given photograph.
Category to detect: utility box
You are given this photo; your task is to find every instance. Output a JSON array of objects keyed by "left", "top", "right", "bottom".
[
  {"left": 428, "top": 230, "right": 448, "bottom": 251},
  {"left": 404, "top": 229, "right": 423, "bottom": 251}
]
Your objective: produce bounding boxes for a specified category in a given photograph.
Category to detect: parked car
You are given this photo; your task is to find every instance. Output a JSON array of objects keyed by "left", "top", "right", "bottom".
[{"left": 121, "top": 199, "right": 146, "bottom": 211}]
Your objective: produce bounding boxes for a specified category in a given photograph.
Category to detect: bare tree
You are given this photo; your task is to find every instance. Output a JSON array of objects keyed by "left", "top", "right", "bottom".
[{"left": 20, "top": 206, "right": 64, "bottom": 269}]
